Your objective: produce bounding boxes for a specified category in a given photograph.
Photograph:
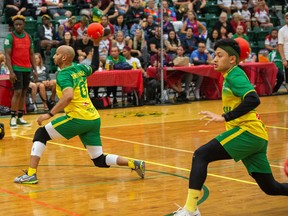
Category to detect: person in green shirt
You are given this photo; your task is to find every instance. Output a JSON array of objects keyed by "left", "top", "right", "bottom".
[
  {"left": 269, "top": 48, "right": 285, "bottom": 93},
  {"left": 231, "top": 25, "right": 249, "bottom": 42}
]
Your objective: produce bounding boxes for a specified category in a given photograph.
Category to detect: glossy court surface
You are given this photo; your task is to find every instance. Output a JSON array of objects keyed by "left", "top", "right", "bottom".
[{"left": 0, "top": 95, "right": 287, "bottom": 216}]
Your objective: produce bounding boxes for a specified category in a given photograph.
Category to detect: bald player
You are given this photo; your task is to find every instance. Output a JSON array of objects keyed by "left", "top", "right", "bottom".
[{"left": 14, "top": 37, "right": 145, "bottom": 184}]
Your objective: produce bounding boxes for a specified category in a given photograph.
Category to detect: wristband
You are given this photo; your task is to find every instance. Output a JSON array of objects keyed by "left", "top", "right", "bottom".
[{"left": 48, "top": 111, "right": 54, "bottom": 117}]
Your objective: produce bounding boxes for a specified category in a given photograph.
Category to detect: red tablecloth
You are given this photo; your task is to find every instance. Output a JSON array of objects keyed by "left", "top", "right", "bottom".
[
  {"left": 146, "top": 63, "right": 278, "bottom": 99},
  {"left": 0, "top": 75, "right": 12, "bottom": 107},
  {"left": 87, "top": 69, "right": 143, "bottom": 97}
]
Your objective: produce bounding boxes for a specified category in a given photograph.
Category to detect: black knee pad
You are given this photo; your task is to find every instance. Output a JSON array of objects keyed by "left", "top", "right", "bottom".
[
  {"left": 92, "top": 154, "right": 110, "bottom": 168},
  {"left": 33, "top": 127, "right": 51, "bottom": 144}
]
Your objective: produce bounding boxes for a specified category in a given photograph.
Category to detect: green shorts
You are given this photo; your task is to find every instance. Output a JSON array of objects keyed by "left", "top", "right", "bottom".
[
  {"left": 215, "top": 126, "right": 272, "bottom": 174},
  {"left": 51, "top": 115, "right": 102, "bottom": 146}
]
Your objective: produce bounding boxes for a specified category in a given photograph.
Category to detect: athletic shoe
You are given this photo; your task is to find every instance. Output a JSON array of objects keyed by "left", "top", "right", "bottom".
[
  {"left": 10, "top": 117, "right": 18, "bottom": 129},
  {"left": 16, "top": 118, "right": 31, "bottom": 127},
  {"left": 14, "top": 170, "right": 38, "bottom": 184},
  {"left": 173, "top": 207, "right": 201, "bottom": 216},
  {"left": 132, "top": 160, "right": 145, "bottom": 179}
]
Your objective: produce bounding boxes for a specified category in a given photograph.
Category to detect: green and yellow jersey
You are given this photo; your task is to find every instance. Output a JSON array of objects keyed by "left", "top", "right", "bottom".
[
  {"left": 56, "top": 64, "right": 100, "bottom": 120},
  {"left": 222, "top": 66, "right": 268, "bottom": 140}
]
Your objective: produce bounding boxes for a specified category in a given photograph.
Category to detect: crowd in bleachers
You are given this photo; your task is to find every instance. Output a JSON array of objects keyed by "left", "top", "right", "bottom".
[{"left": 2, "top": 0, "right": 286, "bottom": 105}]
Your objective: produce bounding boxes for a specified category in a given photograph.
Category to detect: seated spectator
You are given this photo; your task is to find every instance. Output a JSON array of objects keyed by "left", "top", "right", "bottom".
[
  {"left": 31, "top": 53, "right": 56, "bottom": 111},
  {"left": 161, "top": 0, "right": 182, "bottom": 32},
  {"left": 265, "top": 28, "right": 278, "bottom": 52},
  {"left": 230, "top": 12, "right": 247, "bottom": 34},
  {"left": 206, "top": 29, "right": 220, "bottom": 55},
  {"left": 240, "top": 0, "right": 252, "bottom": 30},
  {"left": 130, "top": 29, "right": 149, "bottom": 68},
  {"left": 57, "top": 16, "right": 77, "bottom": 41},
  {"left": 76, "top": 0, "right": 93, "bottom": 19},
  {"left": 37, "top": 14, "right": 59, "bottom": 57},
  {"left": 74, "top": 30, "right": 93, "bottom": 62},
  {"left": 125, "top": 0, "right": 146, "bottom": 28},
  {"left": 29, "top": 0, "right": 49, "bottom": 18},
  {"left": 0, "top": 53, "right": 10, "bottom": 75},
  {"left": 105, "top": 46, "right": 127, "bottom": 104},
  {"left": 143, "top": 15, "right": 158, "bottom": 40},
  {"left": 5, "top": 0, "right": 34, "bottom": 29},
  {"left": 231, "top": 25, "right": 249, "bottom": 41},
  {"left": 162, "top": 13, "right": 175, "bottom": 39},
  {"left": 189, "top": 41, "right": 213, "bottom": 100},
  {"left": 148, "top": 26, "right": 161, "bottom": 55},
  {"left": 254, "top": 1, "right": 273, "bottom": 28},
  {"left": 164, "top": 30, "right": 181, "bottom": 60},
  {"left": 92, "top": 0, "right": 114, "bottom": 23},
  {"left": 219, "top": 25, "right": 230, "bottom": 39},
  {"left": 180, "top": 10, "right": 206, "bottom": 39},
  {"left": 180, "top": 27, "right": 198, "bottom": 57},
  {"left": 217, "top": 0, "right": 238, "bottom": 14},
  {"left": 112, "top": 31, "right": 131, "bottom": 53},
  {"left": 173, "top": 0, "right": 193, "bottom": 21},
  {"left": 101, "top": 15, "right": 115, "bottom": 39},
  {"left": 114, "top": 0, "right": 129, "bottom": 15},
  {"left": 57, "top": 31, "right": 75, "bottom": 47},
  {"left": 72, "top": 15, "right": 89, "bottom": 39},
  {"left": 99, "top": 29, "right": 113, "bottom": 64},
  {"left": 269, "top": 48, "right": 285, "bottom": 94},
  {"left": 144, "top": 0, "right": 158, "bottom": 20},
  {"left": 45, "top": 0, "right": 72, "bottom": 19},
  {"left": 192, "top": 0, "right": 207, "bottom": 15},
  {"left": 80, "top": 46, "right": 94, "bottom": 66},
  {"left": 113, "top": 14, "right": 130, "bottom": 41},
  {"left": 214, "top": 11, "right": 234, "bottom": 37}
]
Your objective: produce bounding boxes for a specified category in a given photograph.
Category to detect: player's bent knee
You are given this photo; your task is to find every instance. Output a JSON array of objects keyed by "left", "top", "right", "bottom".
[
  {"left": 92, "top": 154, "right": 110, "bottom": 168},
  {"left": 33, "top": 127, "right": 51, "bottom": 144}
]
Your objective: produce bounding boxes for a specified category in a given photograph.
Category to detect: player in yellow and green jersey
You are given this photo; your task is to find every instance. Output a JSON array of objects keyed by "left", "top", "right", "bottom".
[
  {"left": 174, "top": 39, "right": 288, "bottom": 216},
  {"left": 14, "top": 33, "right": 145, "bottom": 185}
]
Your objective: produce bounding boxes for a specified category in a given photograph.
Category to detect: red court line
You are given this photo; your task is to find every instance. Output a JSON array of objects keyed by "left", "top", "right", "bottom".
[{"left": 0, "top": 187, "right": 81, "bottom": 216}]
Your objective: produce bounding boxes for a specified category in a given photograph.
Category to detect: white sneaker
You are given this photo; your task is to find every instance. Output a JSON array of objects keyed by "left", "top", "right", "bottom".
[
  {"left": 173, "top": 207, "right": 201, "bottom": 216},
  {"left": 194, "top": 89, "right": 200, "bottom": 100},
  {"left": 16, "top": 118, "right": 31, "bottom": 127},
  {"left": 10, "top": 117, "right": 18, "bottom": 129}
]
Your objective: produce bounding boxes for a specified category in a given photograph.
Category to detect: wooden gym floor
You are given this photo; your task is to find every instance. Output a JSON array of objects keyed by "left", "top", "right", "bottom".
[{"left": 0, "top": 95, "right": 287, "bottom": 216}]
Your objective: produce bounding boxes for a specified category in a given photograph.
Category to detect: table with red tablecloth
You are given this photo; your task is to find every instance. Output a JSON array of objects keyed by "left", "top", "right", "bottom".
[
  {"left": 87, "top": 69, "right": 144, "bottom": 105},
  {"left": 146, "top": 63, "right": 278, "bottom": 99},
  {"left": 0, "top": 75, "right": 13, "bottom": 107}
]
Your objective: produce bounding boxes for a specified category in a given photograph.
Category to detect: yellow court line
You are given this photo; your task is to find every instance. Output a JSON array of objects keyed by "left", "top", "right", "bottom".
[
  {"left": 16, "top": 135, "right": 283, "bottom": 186},
  {"left": 266, "top": 125, "right": 288, "bottom": 130}
]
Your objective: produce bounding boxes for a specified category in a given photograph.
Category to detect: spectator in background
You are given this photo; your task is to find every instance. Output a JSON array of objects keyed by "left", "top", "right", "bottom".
[
  {"left": 75, "top": 30, "right": 93, "bottom": 62},
  {"left": 230, "top": 12, "right": 247, "bottom": 34},
  {"left": 231, "top": 25, "right": 249, "bottom": 41},
  {"left": 162, "top": 12, "right": 175, "bottom": 39},
  {"left": 217, "top": 0, "right": 238, "bottom": 14},
  {"left": 206, "top": 29, "right": 220, "bottom": 54},
  {"left": 220, "top": 25, "right": 230, "bottom": 39},
  {"left": 189, "top": 41, "right": 213, "bottom": 100},
  {"left": 265, "top": 28, "right": 278, "bottom": 52},
  {"left": 130, "top": 28, "right": 149, "bottom": 68},
  {"left": 45, "top": 0, "right": 72, "bottom": 18},
  {"left": 37, "top": 14, "right": 59, "bottom": 57},
  {"left": 240, "top": 0, "right": 252, "bottom": 30},
  {"left": 113, "top": 14, "right": 130, "bottom": 41},
  {"left": 57, "top": 31, "right": 75, "bottom": 48},
  {"left": 192, "top": 0, "right": 207, "bottom": 15},
  {"left": 122, "top": 46, "right": 146, "bottom": 76},
  {"left": 92, "top": 0, "right": 114, "bottom": 23},
  {"left": 165, "top": 30, "right": 181, "bottom": 60},
  {"left": 57, "top": 16, "right": 77, "bottom": 41},
  {"left": 143, "top": 15, "right": 158, "bottom": 40},
  {"left": 72, "top": 15, "right": 89, "bottom": 39},
  {"left": 148, "top": 26, "right": 161, "bottom": 55},
  {"left": 114, "top": 0, "right": 129, "bottom": 15},
  {"left": 28, "top": 0, "right": 49, "bottom": 18},
  {"left": 254, "top": 1, "right": 273, "bottom": 28},
  {"left": 112, "top": 31, "right": 131, "bottom": 53},
  {"left": 278, "top": 12, "right": 288, "bottom": 87},
  {"left": 180, "top": 10, "right": 207, "bottom": 39},
  {"left": 144, "top": 0, "right": 158, "bottom": 20},
  {"left": 268, "top": 48, "right": 285, "bottom": 94},
  {"left": 106, "top": 46, "right": 127, "bottom": 104},
  {"left": 0, "top": 53, "right": 10, "bottom": 75},
  {"left": 101, "top": 15, "right": 115, "bottom": 39},
  {"left": 76, "top": 0, "right": 93, "bottom": 19},
  {"left": 126, "top": 0, "right": 146, "bottom": 27},
  {"left": 214, "top": 11, "right": 234, "bottom": 37},
  {"left": 181, "top": 27, "right": 198, "bottom": 56},
  {"left": 30, "top": 53, "right": 56, "bottom": 111},
  {"left": 99, "top": 29, "right": 112, "bottom": 65},
  {"left": 80, "top": 46, "right": 94, "bottom": 66}
]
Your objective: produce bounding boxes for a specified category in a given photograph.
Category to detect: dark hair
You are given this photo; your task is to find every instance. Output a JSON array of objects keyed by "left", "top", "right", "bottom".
[
  {"left": 208, "top": 29, "right": 220, "bottom": 41},
  {"left": 214, "top": 38, "right": 240, "bottom": 56},
  {"left": 84, "top": 46, "right": 93, "bottom": 56},
  {"left": 167, "top": 30, "right": 179, "bottom": 45}
]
